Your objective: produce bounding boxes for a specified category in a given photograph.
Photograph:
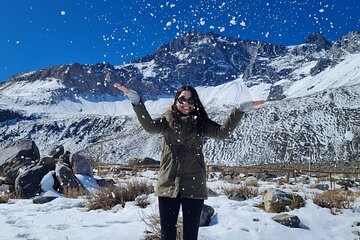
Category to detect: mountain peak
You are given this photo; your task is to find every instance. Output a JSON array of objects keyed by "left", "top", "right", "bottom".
[{"left": 304, "top": 32, "right": 331, "bottom": 50}]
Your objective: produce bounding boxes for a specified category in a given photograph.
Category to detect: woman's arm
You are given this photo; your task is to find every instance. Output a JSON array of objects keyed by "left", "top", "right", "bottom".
[
  {"left": 202, "top": 100, "right": 265, "bottom": 139},
  {"left": 202, "top": 108, "right": 244, "bottom": 140},
  {"left": 132, "top": 101, "right": 167, "bottom": 134},
  {"left": 114, "top": 82, "right": 166, "bottom": 134}
]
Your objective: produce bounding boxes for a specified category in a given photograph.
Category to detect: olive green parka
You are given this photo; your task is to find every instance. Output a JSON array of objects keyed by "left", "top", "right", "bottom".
[{"left": 133, "top": 102, "right": 244, "bottom": 199}]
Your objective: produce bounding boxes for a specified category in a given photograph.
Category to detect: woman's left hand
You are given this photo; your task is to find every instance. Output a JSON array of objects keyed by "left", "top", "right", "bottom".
[{"left": 239, "top": 100, "right": 265, "bottom": 112}]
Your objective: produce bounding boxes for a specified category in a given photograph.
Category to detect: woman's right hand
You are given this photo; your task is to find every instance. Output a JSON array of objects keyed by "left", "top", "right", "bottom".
[
  {"left": 114, "top": 82, "right": 130, "bottom": 94},
  {"left": 114, "top": 82, "right": 141, "bottom": 105}
]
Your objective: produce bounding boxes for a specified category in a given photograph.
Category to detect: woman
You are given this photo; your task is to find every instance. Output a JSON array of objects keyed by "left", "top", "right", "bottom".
[{"left": 114, "top": 83, "right": 263, "bottom": 240}]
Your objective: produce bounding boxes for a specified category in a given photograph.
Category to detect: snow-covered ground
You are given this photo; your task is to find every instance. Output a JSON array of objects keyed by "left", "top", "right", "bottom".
[{"left": 0, "top": 171, "right": 359, "bottom": 240}]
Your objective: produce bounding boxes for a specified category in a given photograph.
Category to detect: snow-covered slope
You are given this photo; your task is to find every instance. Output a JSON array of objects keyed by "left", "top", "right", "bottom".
[{"left": 0, "top": 31, "right": 359, "bottom": 165}]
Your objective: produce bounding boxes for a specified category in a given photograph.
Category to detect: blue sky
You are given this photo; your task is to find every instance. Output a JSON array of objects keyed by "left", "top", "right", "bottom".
[{"left": 0, "top": 0, "right": 359, "bottom": 82}]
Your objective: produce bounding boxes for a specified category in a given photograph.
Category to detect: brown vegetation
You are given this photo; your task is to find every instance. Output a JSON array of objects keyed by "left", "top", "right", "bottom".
[
  {"left": 313, "top": 189, "right": 357, "bottom": 211},
  {"left": 222, "top": 184, "right": 259, "bottom": 199},
  {"left": 0, "top": 193, "right": 10, "bottom": 204},
  {"left": 87, "top": 180, "right": 154, "bottom": 210},
  {"left": 62, "top": 187, "right": 86, "bottom": 198},
  {"left": 142, "top": 212, "right": 183, "bottom": 240}
]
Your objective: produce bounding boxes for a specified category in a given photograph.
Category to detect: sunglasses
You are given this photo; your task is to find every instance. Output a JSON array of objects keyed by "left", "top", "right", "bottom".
[{"left": 177, "top": 96, "right": 195, "bottom": 105}]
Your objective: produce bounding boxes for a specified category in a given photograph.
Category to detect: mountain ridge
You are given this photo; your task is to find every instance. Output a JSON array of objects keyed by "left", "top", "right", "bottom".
[{"left": 0, "top": 30, "right": 359, "bottom": 166}]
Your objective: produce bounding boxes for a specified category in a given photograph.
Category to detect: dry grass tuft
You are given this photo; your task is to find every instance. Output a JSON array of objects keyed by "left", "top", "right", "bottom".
[
  {"left": 135, "top": 195, "right": 151, "bottom": 208},
  {"left": 290, "top": 194, "right": 305, "bottom": 209},
  {"left": 142, "top": 211, "right": 183, "bottom": 240},
  {"left": 63, "top": 187, "right": 86, "bottom": 198},
  {"left": 87, "top": 180, "right": 154, "bottom": 211},
  {"left": 222, "top": 184, "right": 259, "bottom": 200},
  {"left": 313, "top": 189, "right": 356, "bottom": 210},
  {"left": 0, "top": 193, "right": 10, "bottom": 204}
]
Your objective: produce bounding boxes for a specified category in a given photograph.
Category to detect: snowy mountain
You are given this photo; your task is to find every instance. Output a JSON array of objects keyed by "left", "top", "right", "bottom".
[{"left": 0, "top": 30, "right": 359, "bottom": 165}]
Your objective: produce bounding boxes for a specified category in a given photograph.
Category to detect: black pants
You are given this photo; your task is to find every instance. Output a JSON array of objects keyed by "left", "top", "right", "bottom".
[{"left": 158, "top": 195, "right": 204, "bottom": 240}]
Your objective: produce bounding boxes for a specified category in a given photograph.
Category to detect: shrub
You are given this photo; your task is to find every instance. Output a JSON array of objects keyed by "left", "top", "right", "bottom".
[
  {"left": 135, "top": 194, "right": 151, "bottom": 208},
  {"left": 290, "top": 194, "right": 305, "bottom": 209},
  {"left": 63, "top": 187, "right": 86, "bottom": 198},
  {"left": 0, "top": 193, "right": 10, "bottom": 204},
  {"left": 222, "top": 184, "right": 259, "bottom": 200},
  {"left": 87, "top": 180, "right": 154, "bottom": 210},
  {"left": 313, "top": 189, "right": 356, "bottom": 210},
  {"left": 142, "top": 212, "right": 183, "bottom": 240}
]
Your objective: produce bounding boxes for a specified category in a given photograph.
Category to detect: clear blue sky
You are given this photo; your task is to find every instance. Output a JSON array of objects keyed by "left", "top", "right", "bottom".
[{"left": 0, "top": 0, "right": 359, "bottom": 82}]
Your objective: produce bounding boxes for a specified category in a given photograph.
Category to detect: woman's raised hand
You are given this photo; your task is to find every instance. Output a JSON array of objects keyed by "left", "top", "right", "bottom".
[
  {"left": 239, "top": 100, "right": 265, "bottom": 112},
  {"left": 252, "top": 100, "right": 265, "bottom": 106},
  {"left": 114, "top": 82, "right": 141, "bottom": 105},
  {"left": 114, "top": 82, "right": 130, "bottom": 94}
]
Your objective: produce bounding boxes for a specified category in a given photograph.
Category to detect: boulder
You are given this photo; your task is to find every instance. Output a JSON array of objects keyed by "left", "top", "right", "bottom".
[
  {"left": 48, "top": 145, "right": 64, "bottom": 158},
  {"left": 0, "top": 139, "right": 40, "bottom": 183},
  {"left": 0, "top": 184, "right": 14, "bottom": 194},
  {"left": 263, "top": 188, "right": 304, "bottom": 213},
  {"left": 96, "top": 178, "right": 116, "bottom": 188},
  {"left": 59, "top": 151, "right": 71, "bottom": 166},
  {"left": 228, "top": 192, "right": 247, "bottom": 201},
  {"left": 244, "top": 176, "right": 258, "bottom": 186},
  {"left": 15, "top": 165, "right": 50, "bottom": 198},
  {"left": 38, "top": 157, "right": 57, "bottom": 171},
  {"left": 200, "top": 204, "right": 215, "bottom": 227},
  {"left": 128, "top": 157, "right": 160, "bottom": 165},
  {"left": 207, "top": 188, "right": 218, "bottom": 197},
  {"left": 272, "top": 214, "right": 301, "bottom": 228},
  {"left": 55, "top": 163, "right": 84, "bottom": 193},
  {"left": 313, "top": 184, "right": 330, "bottom": 191},
  {"left": 70, "top": 153, "right": 93, "bottom": 177},
  {"left": 33, "top": 196, "right": 58, "bottom": 204}
]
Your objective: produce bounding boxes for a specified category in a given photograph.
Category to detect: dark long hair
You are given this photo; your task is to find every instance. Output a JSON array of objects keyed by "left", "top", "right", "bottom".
[{"left": 173, "top": 85, "right": 209, "bottom": 120}]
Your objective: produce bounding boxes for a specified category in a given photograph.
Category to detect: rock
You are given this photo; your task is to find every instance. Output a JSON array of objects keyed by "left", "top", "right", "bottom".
[
  {"left": 70, "top": 153, "right": 93, "bottom": 177},
  {"left": 200, "top": 204, "right": 215, "bottom": 227},
  {"left": 15, "top": 165, "right": 50, "bottom": 198},
  {"left": 59, "top": 151, "right": 71, "bottom": 166},
  {"left": 337, "top": 179, "right": 358, "bottom": 189},
  {"left": 0, "top": 109, "right": 25, "bottom": 122},
  {"left": 304, "top": 32, "right": 331, "bottom": 51},
  {"left": 207, "top": 188, "right": 218, "bottom": 197},
  {"left": 352, "top": 221, "right": 360, "bottom": 227},
  {"left": 33, "top": 196, "right": 58, "bottom": 204},
  {"left": 55, "top": 163, "right": 84, "bottom": 193},
  {"left": 272, "top": 214, "right": 301, "bottom": 228},
  {"left": 0, "top": 184, "right": 14, "bottom": 194},
  {"left": 0, "top": 139, "right": 40, "bottom": 184},
  {"left": 134, "top": 194, "right": 150, "bottom": 208},
  {"left": 310, "top": 58, "right": 332, "bottom": 76},
  {"left": 223, "top": 175, "right": 232, "bottom": 181},
  {"left": 263, "top": 188, "right": 304, "bottom": 213},
  {"left": 244, "top": 176, "right": 258, "bottom": 186},
  {"left": 128, "top": 157, "right": 160, "bottom": 165},
  {"left": 313, "top": 184, "right": 330, "bottom": 191},
  {"left": 96, "top": 178, "right": 116, "bottom": 188},
  {"left": 48, "top": 145, "right": 64, "bottom": 158},
  {"left": 228, "top": 192, "right": 246, "bottom": 201},
  {"left": 38, "top": 157, "right": 57, "bottom": 171}
]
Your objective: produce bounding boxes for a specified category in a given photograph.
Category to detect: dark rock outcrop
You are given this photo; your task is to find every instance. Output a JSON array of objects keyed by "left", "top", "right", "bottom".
[
  {"left": 304, "top": 32, "right": 331, "bottom": 51},
  {"left": 48, "top": 145, "right": 64, "bottom": 158},
  {"left": 15, "top": 165, "right": 50, "bottom": 198},
  {"left": 0, "top": 139, "right": 40, "bottom": 183},
  {"left": 55, "top": 163, "right": 84, "bottom": 192}
]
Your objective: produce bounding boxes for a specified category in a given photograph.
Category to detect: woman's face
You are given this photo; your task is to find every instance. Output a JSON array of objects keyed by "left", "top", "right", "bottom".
[{"left": 176, "top": 90, "right": 195, "bottom": 115}]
